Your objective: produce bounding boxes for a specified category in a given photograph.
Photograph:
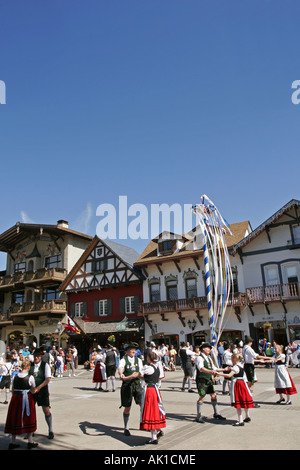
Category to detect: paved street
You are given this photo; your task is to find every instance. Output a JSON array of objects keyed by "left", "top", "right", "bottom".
[{"left": 0, "top": 365, "right": 299, "bottom": 452}]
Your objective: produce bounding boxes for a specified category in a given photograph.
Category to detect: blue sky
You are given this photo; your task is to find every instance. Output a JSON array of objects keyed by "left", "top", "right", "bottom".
[{"left": 0, "top": 0, "right": 300, "bottom": 268}]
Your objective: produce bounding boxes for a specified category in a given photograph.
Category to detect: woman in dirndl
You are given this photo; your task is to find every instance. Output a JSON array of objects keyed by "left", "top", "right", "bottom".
[
  {"left": 5, "top": 360, "right": 38, "bottom": 449},
  {"left": 93, "top": 347, "right": 107, "bottom": 391},
  {"left": 139, "top": 350, "right": 166, "bottom": 445},
  {"left": 266, "top": 343, "right": 297, "bottom": 405},
  {"left": 218, "top": 353, "right": 254, "bottom": 427}
]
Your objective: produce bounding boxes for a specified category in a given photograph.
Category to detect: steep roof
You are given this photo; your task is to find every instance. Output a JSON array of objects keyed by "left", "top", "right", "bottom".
[
  {"left": 60, "top": 236, "right": 144, "bottom": 291},
  {"left": 0, "top": 222, "right": 92, "bottom": 252},
  {"left": 231, "top": 199, "right": 300, "bottom": 254},
  {"left": 135, "top": 221, "right": 251, "bottom": 266}
]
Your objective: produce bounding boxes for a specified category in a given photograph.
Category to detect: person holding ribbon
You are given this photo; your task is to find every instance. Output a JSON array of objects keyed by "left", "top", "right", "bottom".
[
  {"left": 139, "top": 350, "right": 166, "bottom": 445},
  {"left": 5, "top": 360, "right": 38, "bottom": 449}
]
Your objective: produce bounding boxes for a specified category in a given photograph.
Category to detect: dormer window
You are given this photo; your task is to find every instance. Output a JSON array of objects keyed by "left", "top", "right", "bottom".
[{"left": 158, "top": 240, "right": 176, "bottom": 254}]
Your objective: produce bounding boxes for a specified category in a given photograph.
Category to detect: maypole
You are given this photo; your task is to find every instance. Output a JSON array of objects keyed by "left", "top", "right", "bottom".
[{"left": 192, "top": 195, "right": 233, "bottom": 347}]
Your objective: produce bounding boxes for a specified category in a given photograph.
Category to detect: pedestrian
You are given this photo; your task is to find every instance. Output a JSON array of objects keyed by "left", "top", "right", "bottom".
[
  {"left": 265, "top": 343, "right": 298, "bottom": 405},
  {"left": 118, "top": 342, "right": 143, "bottom": 436},
  {"left": 66, "top": 347, "right": 76, "bottom": 377},
  {"left": 265, "top": 342, "right": 275, "bottom": 368},
  {"left": 179, "top": 342, "right": 197, "bottom": 392},
  {"left": 217, "top": 341, "right": 225, "bottom": 367},
  {"left": 242, "top": 336, "right": 266, "bottom": 408},
  {"left": 104, "top": 345, "right": 117, "bottom": 392},
  {"left": 169, "top": 345, "right": 177, "bottom": 370},
  {"left": 139, "top": 350, "right": 166, "bottom": 445},
  {"left": 221, "top": 343, "right": 233, "bottom": 395},
  {"left": 194, "top": 343, "right": 227, "bottom": 423},
  {"left": 218, "top": 353, "right": 254, "bottom": 426},
  {"left": 93, "top": 347, "right": 106, "bottom": 390},
  {"left": 29, "top": 348, "right": 54, "bottom": 440},
  {"left": 285, "top": 342, "right": 294, "bottom": 367},
  {"left": 4, "top": 360, "right": 38, "bottom": 449},
  {"left": 0, "top": 353, "right": 13, "bottom": 404},
  {"left": 55, "top": 349, "right": 65, "bottom": 377}
]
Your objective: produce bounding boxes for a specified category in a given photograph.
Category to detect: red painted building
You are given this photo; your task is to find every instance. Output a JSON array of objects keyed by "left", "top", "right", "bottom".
[{"left": 60, "top": 236, "right": 144, "bottom": 361}]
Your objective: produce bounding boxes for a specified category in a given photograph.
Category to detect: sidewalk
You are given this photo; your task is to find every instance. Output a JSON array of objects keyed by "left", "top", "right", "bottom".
[{"left": 0, "top": 365, "right": 299, "bottom": 451}]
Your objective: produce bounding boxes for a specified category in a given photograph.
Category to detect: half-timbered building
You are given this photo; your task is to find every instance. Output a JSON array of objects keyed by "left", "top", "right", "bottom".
[
  {"left": 59, "top": 236, "right": 145, "bottom": 360},
  {"left": 0, "top": 220, "right": 92, "bottom": 354}
]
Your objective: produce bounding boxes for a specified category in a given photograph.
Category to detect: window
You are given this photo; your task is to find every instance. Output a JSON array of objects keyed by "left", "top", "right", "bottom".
[
  {"left": 43, "top": 287, "right": 59, "bottom": 301},
  {"left": 99, "top": 299, "right": 108, "bottom": 316},
  {"left": 75, "top": 302, "right": 85, "bottom": 318},
  {"left": 150, "top": 283, "right": 160, "bottom": 302},
  {"left": 14, "top": 262, "right": 26, "bottom": 273},
  {"left": 12, "top": 291, "right": 25, "bottom": 303},
  {"left": 185, "top": 278, "right": 197, "bottom": 298},
  {"left": 92, "top": 259, "right": 108, "bottom": 272},
  {"left": 166, "top": 280, "right": 178, "bottom": 300},
  {"left": 264, "top": 266, "right": 280, "bottom": 286},
  {"left": 125, "top": 296, "right": 135, "bottom": 314},
  {"left": 292, "top": 224, "right": 300, "bottom": 244},
  {"left": 45, "top": 254, "right": 61, "bottom": 269}
]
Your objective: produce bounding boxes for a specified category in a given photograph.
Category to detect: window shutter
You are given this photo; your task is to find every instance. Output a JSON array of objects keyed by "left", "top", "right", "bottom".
[
  {"left": 120, "top": 297, "right": 125, "bottom": 315},
  {"left": 70, "top": 302, "right": 75, "bottom": 316},
  {"left": 134, "top": 296, "right": 140, "bottom": 313},
  {"left": 91, "top": 260, "right": 96, "bottom": 273},
  {"left": 94, "top": 300, "right": 99, "bottom": 316},
  {"left": 82, "top": 302, "right": 87, "bottom": 317},
  {"left": 107, "top": 298, "right": 112, "bottom": 316}
]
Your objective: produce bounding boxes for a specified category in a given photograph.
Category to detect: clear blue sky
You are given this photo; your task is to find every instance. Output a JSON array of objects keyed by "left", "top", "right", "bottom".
[{"left": 0, "top": 0, "right": 300, "bottom": 268}]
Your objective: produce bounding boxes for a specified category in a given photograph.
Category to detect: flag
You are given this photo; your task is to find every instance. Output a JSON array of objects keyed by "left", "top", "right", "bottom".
[{"left": 61, "top": 316, "right": 80, "bottom": 334}]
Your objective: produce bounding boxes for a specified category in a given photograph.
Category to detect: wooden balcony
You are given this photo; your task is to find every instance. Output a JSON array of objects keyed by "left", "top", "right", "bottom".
[
  {"left": 138, "top": 292, "right": 246, "bottom": 316},
  {"left": 0, "top": 268, "right": 67, "bottom": 291},
  {"left": 246, "top": 282, "right": 300, "bottom": 307},
  {"left": 8, "top": 299, "right": 67, "bottom": 318}
]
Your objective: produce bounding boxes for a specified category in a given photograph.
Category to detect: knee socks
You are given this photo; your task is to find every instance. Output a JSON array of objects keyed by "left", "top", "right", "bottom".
[{"left": 123, "top": 413, "right": 130, "bottom": 430}]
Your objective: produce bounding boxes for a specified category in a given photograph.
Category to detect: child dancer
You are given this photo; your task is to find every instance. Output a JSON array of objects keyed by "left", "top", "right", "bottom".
[
  {"left": 266, "top": 343, "right": 297, "bottom": 404},
  {"left": 218, "top": 353, "right": 254, "bottom": 426},
  {"left": 139, "top": 351, "right": 166, "bottom": 444}
]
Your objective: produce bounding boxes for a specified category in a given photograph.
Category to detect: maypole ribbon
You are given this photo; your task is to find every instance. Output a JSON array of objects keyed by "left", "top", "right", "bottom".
[{"left": 192, "top": 195, "right": 233, "bottom": 347}]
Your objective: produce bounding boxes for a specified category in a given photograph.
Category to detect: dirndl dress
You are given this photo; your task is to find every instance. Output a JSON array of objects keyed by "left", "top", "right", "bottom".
[
  {"left": 5, "top": 373, "right": 37, "bottom": 435},
  {"left": 140, "top": 364, "right": 166, "bottom": 431},
  {"left": 230, "top": 364, "right": 254, "bottom": 409},
  {"left": 93, "top": 355, "right": 107, "bottom": 383},
  {"left": 274, "top": 355, "right": 297, "bottom": 396}
]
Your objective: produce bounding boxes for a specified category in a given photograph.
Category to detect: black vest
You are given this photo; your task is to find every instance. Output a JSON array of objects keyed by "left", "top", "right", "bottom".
[
  {"left": 106, "top": 350, "right": 116, "bottom": 366},
  {"left": 180, "top": 348, "right": 192, "bottom": 366},
  {"left": 144, "top": 364, "right": 160, "bottom": 387}
]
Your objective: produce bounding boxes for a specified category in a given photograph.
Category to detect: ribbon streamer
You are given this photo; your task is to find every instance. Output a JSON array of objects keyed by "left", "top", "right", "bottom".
[{"left": 192, "top": 195, "right": 233, "bottom": 346}]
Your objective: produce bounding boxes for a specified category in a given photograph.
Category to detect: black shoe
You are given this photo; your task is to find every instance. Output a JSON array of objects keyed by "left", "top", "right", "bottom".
[
  {"left": 8, "top": 443, "right": 20, "bottom": 450},
  {"left": 276, "top": 398, "right": 285, "bottom": 404},
  {"left": 124, "top": 429, "right": 131, "bottom": 436},
  {"left": 188, "top": 389, "right": 195, "bottom": 393},
  {"left": 232, "top": 422, "right": 244, "bottom": 427},
  {"left": 146, "top": 439, "right": 158, "bottom": 445},
  {"left": 27, "top": 442, "right": 39, "bottom": 449},
  {"left": 48, "top": 432, "right": 54, "bottom": 439},
  {"left": 157, "top": 430, "right": 164, "bottom": 439},
  {"left": 254, "top": 403, "right": 260, "bottom": 408},
  {"left": 243, "top": 417, "right": 251, "bottom": 423},
  {"left": 213, "top": 414, "right": 226, "bottom": 420}
]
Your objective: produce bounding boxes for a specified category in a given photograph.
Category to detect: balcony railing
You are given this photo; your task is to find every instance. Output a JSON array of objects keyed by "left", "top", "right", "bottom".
[
  {"left": 0, "top": 267, "right": 67, "bottom": 290},
  {"left": 246, "top": 282, "right": 300, "bottom": 304},
  {"left": 8, "top": 299, "right": 67, "bottom": 316},
  {"left": 138, "top": 292, "right": 246, "bottom": 315}
]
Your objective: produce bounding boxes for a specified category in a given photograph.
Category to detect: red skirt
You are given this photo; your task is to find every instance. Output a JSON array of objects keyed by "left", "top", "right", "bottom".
[
  {"left": 276, "top": 372, "right": 297, "bottom": 395},
  {"left": 231, "top": 380, "right": 255, "bottom": 409},
  {"left": 93, "top": 363, "right": 106, "bottom": 383},
  {"left": 5, "top": 393, "right": 37, "bottom": 435},
  {"left": 140, "top": 387, "right": 166, "bottom": 430}
]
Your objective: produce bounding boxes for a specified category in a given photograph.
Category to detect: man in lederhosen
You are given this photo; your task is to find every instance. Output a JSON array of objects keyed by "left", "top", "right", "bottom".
[
  {"left": 105, "top": 344, "right": 117, "bottom": 392},
  {"left": 118, "top": 342, "right": 143, "bottom": 436},
  {"left": 30, "top": 348, "right": 54, "bottom": 439},
  {"left": 194, "top": 343, "right": 227, "bottom": 423}
]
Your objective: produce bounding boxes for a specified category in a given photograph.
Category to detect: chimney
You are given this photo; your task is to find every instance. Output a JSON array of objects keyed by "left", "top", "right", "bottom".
[{"left": 57, "top": 220, "right": 69, "bottom": 228}]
